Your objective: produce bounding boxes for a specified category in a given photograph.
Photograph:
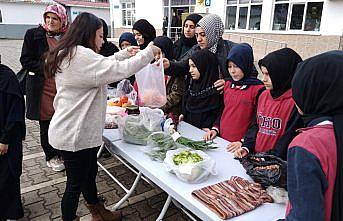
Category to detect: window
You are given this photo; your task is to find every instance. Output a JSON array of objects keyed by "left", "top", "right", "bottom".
[
  {"left": 121, "top": 0, "right": 135, "bottom": 27},
  {"left": 225, "top": 0, "right": 263, "bottom": 30},
  {"left": 272, "top": 1, "right": 323, "bottom": 31}
]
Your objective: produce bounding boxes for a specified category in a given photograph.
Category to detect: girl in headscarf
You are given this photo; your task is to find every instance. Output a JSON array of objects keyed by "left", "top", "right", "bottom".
[
  {"left": 204, "top": 43, "right": 264, "bottom": 152},
  {"left": 119, "top": 32, "right": 137, "bottom": 50},
  {"left": 281, "top": 50, "right": 343, "bottom": 221},
  {"left": 154, "top": 36, "right": 185, "bottom": 117},
  {"left": 162, "top": 14, "right": 236, "bottom": 93},
  {"left": 235, "top": 48, "right": 303, "bottom": 160},
  {"left": 20, "top": 3, "right": 68, "bottom": 172},
  {"left": 99, "top": 18, "right": 119, "bottom": 57},
  {"left": 182, "top": 49, "right": 223, "bottom": 129},
  {"left": 173, "top": 13, "right": 202, "bottom": 60},
  {"left": 132, "top": 19, "right": 156, "bottom": 50},
  {"left": 0, "top": 64, "right": 25, "bottom": 220}
]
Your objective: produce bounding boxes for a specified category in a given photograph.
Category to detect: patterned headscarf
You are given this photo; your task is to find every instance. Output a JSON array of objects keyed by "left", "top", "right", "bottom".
[
  {"left": 197, "top": 14, "right": 224, "bottom": 53},
  {"left": 43, "top": 3, "right": 68, "bottom": 33}
]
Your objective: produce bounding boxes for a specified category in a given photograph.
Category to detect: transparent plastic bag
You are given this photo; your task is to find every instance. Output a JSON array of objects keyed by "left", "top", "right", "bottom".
[
  {"left": 266, "top": 186, "right": 289, "bottom": 204},
  {"left": 117, "top": 107, "right": 164, "bottom": 145},
  {"left": 144, "top": 132, "right": 178, "bottom": 162},
  {"left": 135, "top": 61, "right": 167, "bottom": 108},
  {"left": 164, "top": 148, "right": 217, "bottom": 184},
  {"left": 105, "top": 114, "right": 119, "bottom": 129},
  {"left": 115, "top": 79, "right": 137, "bottom": 104}
]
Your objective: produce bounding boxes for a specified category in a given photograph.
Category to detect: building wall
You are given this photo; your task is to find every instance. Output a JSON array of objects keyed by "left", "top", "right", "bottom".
[
  {"left": 109, "top": 0, "right": 342, "bottom": 58},
  {"left": 70, "top": 6, "right": 110, "bottom": 24},
  {"left": 224, "top": 33, "right": 341, "bottom": 60},
  {"left": 0, "top": 2, "right": 47, "bottom": 25}
]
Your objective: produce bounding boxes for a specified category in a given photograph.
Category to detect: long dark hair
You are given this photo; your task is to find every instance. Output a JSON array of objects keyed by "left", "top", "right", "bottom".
[{"left": 44, "top": 12, "right": 102, "bottom": 78}]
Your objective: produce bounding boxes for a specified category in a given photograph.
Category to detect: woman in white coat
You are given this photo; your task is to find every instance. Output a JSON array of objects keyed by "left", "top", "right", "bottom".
[{"left": 44, "top": 12, "right": 161, "bottom": 221}]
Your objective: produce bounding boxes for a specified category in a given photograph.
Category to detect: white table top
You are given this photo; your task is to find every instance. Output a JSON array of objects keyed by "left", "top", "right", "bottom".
[{"left": 103, "top": 122, "right": 286, "bottom": 221}]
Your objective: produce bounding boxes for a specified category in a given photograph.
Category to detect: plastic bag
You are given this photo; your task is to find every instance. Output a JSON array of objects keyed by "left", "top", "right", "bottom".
[
  {"left": 115, "top": 79, "right": 137, "bottom": 104},
  {"left": 266, "top": 186, "right": 288, "bottom": 204},
  {"left": 135, "top": 61, "right": 167, "bottom": 108},
  {"left": 105, "top": 114, "right": 119, "bottom": 129},
  {"left": 117, "top": 107, "right": 164, "bottom": 145},
  {"left": 237, "top": 153, "right": 287, "bottom": 189},
  {"left": 164, "top": 148, "right": 216, "bottom": 184},
  {"left": 144, "top": 132, "right": 178, "bottom": 162}
]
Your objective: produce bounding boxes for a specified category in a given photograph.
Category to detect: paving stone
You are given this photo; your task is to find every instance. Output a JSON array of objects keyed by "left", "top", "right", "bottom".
[
  {"left": 22, "top": 190, "right": 43, "bottom": 206},
  {"left": 42, "top": 190, "right": 62, "bottom": 206},
  {"left": 27, "top": 201, "right": 50, "bottom": 219}
]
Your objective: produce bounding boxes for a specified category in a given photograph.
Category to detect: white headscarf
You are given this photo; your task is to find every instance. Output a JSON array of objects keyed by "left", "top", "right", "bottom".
[{"left": 197, "top": 14, "right": 224, "bottom": 53}]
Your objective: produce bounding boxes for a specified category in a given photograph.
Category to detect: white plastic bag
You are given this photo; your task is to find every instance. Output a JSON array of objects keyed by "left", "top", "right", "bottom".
[
  {"left": 143, "top": 132, "right": 177, "bottom": 162},
  {"left": 117, "top": 107, "right": 165, "bottom": 145},
  {"left": 135, "top": 61, "right": 167, "bottom": 108},
  {"left": 115, "top": 79, "right": 137, "bottom": 104},
  {"left": 164, "top": 148, "right": 217, "bottom": 184}
]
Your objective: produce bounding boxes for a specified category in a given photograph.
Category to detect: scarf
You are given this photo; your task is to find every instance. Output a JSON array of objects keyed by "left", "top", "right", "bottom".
[
  {"left": 132, "top": 19, "right": 156, "bottom": 50},
  {"left": 42, "top": 3, "right": 68, "bottom": 35},
  {"left": 119, "top": 32, "right": 138, "bottom": 49},
  {"left": 177, "top": 14, "right": 203, "bottom": 56},
  {"left": 292, "top": 50, "right": 343, "bottom": 221},
  {"left": 259, "top": 48, "right": 302, "bottom": 99},
  {"left": 226, "top": 43, "right": 263, "bottom": 86},
  {"left": 99, "top": 19, "right": 119, "bottom": 57},
  {"left": 186, "top": 49, "right": 221, "bottom": 112},
  {"left": 153, "top": 36, "right": 174, "bottom": 60},
  {"left": 197, "top": 14, "right": 224, "bottom": 54}
]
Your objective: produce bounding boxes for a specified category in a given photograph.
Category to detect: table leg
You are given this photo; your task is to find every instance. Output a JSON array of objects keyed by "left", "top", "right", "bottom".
[
  {"left": 156, "top": 195, "right": 172, "bottom": 221},
  {"left": 112, "top": 171, "right": 143, "bottom": 210}
]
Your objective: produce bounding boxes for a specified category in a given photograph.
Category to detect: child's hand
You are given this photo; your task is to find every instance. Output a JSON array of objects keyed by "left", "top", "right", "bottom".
[
  {"left": 203, "top": 130, "right": 217, "bottom": 141},
  {"left": 0, "top": 143, "right": 8, "bottom": 155},
  {"left": 214, "top": 79, "right": 225, "bottom": 92},
  {"left": 226, "top": 141, "right": 242, "bottom": 153},
  {"left": 126, "top": 46, "right": 140, "bottom": 56},
  {"left": 233, "top": 147, "right": 248, "bottom": 158},
  {"left": 178, "top": 114, "right": 184, "bottom": 122}
]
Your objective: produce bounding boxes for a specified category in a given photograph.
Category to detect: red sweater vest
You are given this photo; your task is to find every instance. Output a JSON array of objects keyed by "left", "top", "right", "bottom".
[
  {"left": 255, "top": 89, "right": 294, "bottom": 152},
  {"left": 220, "top": 82, "right": 264, "bottom": 142},
  {"left": 287, "top": 124, "right": 337, "bottom": 221}
]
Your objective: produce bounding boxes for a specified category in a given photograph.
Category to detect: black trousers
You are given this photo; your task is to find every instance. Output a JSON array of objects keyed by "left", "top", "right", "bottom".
[
  {"left": 39, "top": 120, "right": 60, "bottom": 161},
  {"left": 0, "top": 155, "right": 23, "bottom": 220},
  {"left": 60, "top": 147, "right": 99, "bottom": 221}
]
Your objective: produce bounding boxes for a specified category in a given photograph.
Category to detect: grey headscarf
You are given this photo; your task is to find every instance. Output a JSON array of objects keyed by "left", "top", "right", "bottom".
[{"left": 197, "top": 14, "right": 224, "bottom": 53}]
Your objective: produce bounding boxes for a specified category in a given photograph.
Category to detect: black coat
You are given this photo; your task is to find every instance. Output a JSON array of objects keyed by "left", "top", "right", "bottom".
[
  {"left": 165, "top": 38, "right": 236, "bottom": 79},
  {"left": 20, "top": 25, "right": 49, "bottom": 120}
]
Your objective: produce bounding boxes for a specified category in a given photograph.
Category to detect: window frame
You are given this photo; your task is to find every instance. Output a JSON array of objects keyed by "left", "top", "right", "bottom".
[
  {"left": 0, "top": 9, "right": 3, "bottom": 23},
  {"left": 121, "top": 0, "right": 136, "bottom": 27},
  {"left": 271, "top": 0, "right": 324, "bottom": 33},
  {"left": 224, "top": 0, "right": 263, "bottom": 31}
]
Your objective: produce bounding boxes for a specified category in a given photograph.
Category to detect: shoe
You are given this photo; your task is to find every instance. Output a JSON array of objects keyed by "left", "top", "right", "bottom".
[
  {"left": 46, "top": 156, "right": 65, "bottom": 172},
  {"left": 101, "top": 149, "right": 111, "bottom": 158},
  {"left": 86, "top": 198, "right": 122, "bottom": 221}
]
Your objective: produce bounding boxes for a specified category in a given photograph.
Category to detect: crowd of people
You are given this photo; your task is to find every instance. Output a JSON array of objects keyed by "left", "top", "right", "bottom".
[{"left": 0, "top": 2, "right": 342, "bottom": 221}]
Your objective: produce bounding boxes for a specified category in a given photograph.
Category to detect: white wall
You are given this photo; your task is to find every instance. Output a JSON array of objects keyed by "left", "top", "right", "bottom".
[
  {"left": 135, "top": 0, "right": 163, "bottom": 29},
  {"left": 0, "top": 2, "right": 47, "bottom": 25},
  {"left": 70, "top": 6, "right": 110, "bottom": 24},
  {"left": 320, "top": 0, "right": 343, "bottom": 35}
]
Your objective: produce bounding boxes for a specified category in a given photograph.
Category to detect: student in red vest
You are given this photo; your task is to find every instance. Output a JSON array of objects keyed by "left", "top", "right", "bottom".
[
  {"left": 235, "top": 48, "right": 303, "bottom": 160},
  {"left": 203, "top": 43, "right": 264, "bottom": 152},
  {"left": 279, "top": 50, "right": 343, "bottom": 221}
]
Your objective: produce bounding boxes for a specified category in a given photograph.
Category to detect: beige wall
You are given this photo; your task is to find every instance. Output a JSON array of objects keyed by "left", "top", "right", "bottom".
[{"left": 224, "top": 32, "right": 342, "bottom": 60}]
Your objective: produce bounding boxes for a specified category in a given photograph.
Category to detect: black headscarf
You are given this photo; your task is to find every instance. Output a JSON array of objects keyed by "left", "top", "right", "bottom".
[
  {"left": 132, "top": 19, "right": 156, "bottom": 50},
  {"left": 226, "top": 43, "right": 263, "bottom": 86},
  {"left": 119, "top": 32, "right": 137, "bottom": 49},
  {"left": 153, "top": 36, "right": 174, "bottom": 60},
  {"left": 292, "top": 50, "right": 343, "bottom": 221},
  {"left": 259, "top": 48, "right": 302, "bottom": 99},
  {"left": 99, "top": 19, "right": 119, "bottom": 57},
  {"left": 181, "top": 14, "right": 202, "bottom": 47},
  {"left": 186, "top": 49, "right": 221, "bottom": 112}
]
